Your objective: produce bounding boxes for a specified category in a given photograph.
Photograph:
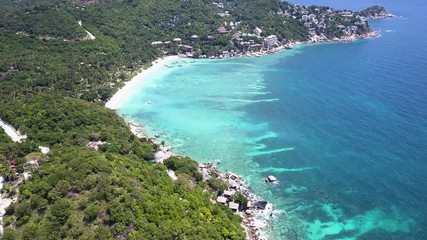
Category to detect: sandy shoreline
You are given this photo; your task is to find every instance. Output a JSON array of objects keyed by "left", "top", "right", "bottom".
[
  {"left": 105, "top": 55, "right": 181, "bottom": 110},
  {"left": 105, "top": 32, "right": 378, "bottom": 111}
]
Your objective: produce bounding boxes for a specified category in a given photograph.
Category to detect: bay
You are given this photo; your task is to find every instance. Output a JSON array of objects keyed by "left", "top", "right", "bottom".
[{"left": 118, "top": 0, "right": 427, "bottom": 238}]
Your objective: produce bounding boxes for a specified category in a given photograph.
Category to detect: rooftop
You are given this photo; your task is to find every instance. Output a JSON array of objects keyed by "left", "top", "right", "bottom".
[
  {"left": 223, "top": 190, "right": 233, "bottom": 196},
  {"left": 228, "top": 202, "right": 239, "bottom": 210},
  {"left": 217, "top": 196, "right": 227, "bottom": 204},
  {"left": 217, "top": 26, "right": 228, "bottom": 34}
]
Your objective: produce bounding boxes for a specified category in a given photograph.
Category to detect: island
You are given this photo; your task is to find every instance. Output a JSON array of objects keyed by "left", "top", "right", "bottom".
[{"left": 0, "top": 0, "right": 393, "bottom": 239}]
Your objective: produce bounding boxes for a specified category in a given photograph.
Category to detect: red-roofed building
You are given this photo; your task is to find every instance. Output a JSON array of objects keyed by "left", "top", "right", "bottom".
[{"left": 217, "top": 26, "right": 229, "bottom": 34}]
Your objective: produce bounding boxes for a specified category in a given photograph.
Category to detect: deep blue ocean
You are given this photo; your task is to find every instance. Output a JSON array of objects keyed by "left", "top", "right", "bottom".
[{"left": 118, "top": 0, "right": 427, "bottom": 239}]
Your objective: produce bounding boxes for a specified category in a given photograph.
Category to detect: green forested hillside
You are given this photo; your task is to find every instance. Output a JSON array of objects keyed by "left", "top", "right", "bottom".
[
  {"left": 0, "top": 96, "right": 244, "bottom": 240},
  {"left": 0, "top": 129, "right": 12, "bottom": 143},
  {"left": 0, "top": 96, "right": 146, "bottom": 149},
  {"left": 0, "top": 0, "right": 308, "bottom": 101},
  {"left": 0, "top": 0, "right": 377, "bottom": 102},
  {"left": 1, "top": 147, "right": 243, "bottom": 239},
  {"left": 0, "top": 1, "right": 253, "bottom": 238}
]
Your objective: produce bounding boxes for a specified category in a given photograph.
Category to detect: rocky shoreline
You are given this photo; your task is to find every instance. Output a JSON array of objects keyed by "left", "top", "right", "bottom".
[
  {"left": 170, "top": 28, "right": 382, "bottom": 62},
  {"left": 200, "top": 29, "right": 381, "bottom": 61},
  {"left": 199, "top": 163, "right": 274, "bottom": 240},
  {"left": 126, "top": 121, "right": 273, "bottom": 240}
]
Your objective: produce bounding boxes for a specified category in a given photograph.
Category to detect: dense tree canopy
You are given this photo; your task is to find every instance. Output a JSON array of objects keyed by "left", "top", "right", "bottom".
[
  {"left": 0, "top": 129, "right": 12, "bottom": 143},
  {"left": 2, "top": 146, "right": 244, "bottom": 239},
  {"left": 0, "top": 0, "right": 309, "bottom": 101},
  {"left": 0, "top": 96, "right": 245, "bottom": 239}
]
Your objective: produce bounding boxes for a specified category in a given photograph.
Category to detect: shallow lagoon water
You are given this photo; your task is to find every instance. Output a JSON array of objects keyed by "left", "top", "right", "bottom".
[{"left": 118, "top": 0, "right": 427, "bottom": 238}]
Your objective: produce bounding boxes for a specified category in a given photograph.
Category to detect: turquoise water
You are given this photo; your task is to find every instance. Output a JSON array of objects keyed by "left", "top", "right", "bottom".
[{"left": 118, "top": 0, "right": 427, "bottom": 239}]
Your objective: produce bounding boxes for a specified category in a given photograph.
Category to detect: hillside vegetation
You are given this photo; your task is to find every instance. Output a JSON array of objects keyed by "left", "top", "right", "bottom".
[
  {"left": 0, "top": 96, "right": 244, "bottom": 240},
  {"left": 0, "top": 0, "right": 383, "bottom": 102}
]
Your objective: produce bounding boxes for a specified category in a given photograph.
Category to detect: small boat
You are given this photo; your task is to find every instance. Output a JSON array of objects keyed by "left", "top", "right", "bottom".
[
  {"left": 265, "top": 175, "right": 279, "bottom": 185},
  {"left": 147, "top": 100, "right": 152, "bottom": 105}
]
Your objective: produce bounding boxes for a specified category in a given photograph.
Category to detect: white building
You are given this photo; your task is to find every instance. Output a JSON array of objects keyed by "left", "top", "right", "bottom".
[
  {"left": 39, "top": 146, "right": 50, "bottom": 154},
  {"left": 216, "top": 196, "right": 227, "bottom": 204},
  {"left": 263, "top": 35, "right": 278, "bottom": 48}
]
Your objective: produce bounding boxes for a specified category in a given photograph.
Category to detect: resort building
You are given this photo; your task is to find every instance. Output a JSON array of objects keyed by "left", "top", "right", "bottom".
[
  {"left": 253, "top": 27, "right": 263, "bottom": 36},
  {"left": 216, "top": 196, "right": 227, "bottom": 204},
  {"left": 263, "top": 35, "right": 278, "bottom": 48},
  {"left": 228, "top": 202, "right": 239, "bottom": 211}
]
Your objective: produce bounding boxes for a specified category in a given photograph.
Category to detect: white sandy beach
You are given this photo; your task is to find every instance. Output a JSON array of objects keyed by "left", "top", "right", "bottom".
[{"left": 105, "top": 55, "right": 181, "bottom": 110}]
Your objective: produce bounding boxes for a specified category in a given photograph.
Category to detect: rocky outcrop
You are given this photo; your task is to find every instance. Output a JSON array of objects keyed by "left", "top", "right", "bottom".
[{"left": 358, "top": 5, "right": 396, "bottom": 19}]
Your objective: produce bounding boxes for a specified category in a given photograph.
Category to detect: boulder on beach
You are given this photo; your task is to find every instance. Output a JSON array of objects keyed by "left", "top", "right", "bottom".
[
  {"left": 228, "top": 179, "right": 238, "bottom": 188},
  {"left": 255, "top": 201, "right": 268, "bottom": 210}
]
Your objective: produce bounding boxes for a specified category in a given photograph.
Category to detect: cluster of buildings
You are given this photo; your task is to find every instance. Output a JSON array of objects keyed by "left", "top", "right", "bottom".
[
  {"left": 149, "top": 1, "right": 291, "bottom": 58},
  {"left": 0, "top": 146, "right": 47, "bottom": 187},
  {"left": 197, "top": 163, "right": 274, "bottom": 239},
  {"left": 294, "top": 5, "right": 371, "bottom": 42},
  {"left": 216, "top": 189, "right": 240, "bottom": 212},
  {"left": 150, "top": 27, "right": 282, "bottom": 59},
  {"left": 200, "top": 163, "right": 272, "bottom": 214},
  {"left": 148, "top": 2, "right": 378, "bottom": 58}
]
